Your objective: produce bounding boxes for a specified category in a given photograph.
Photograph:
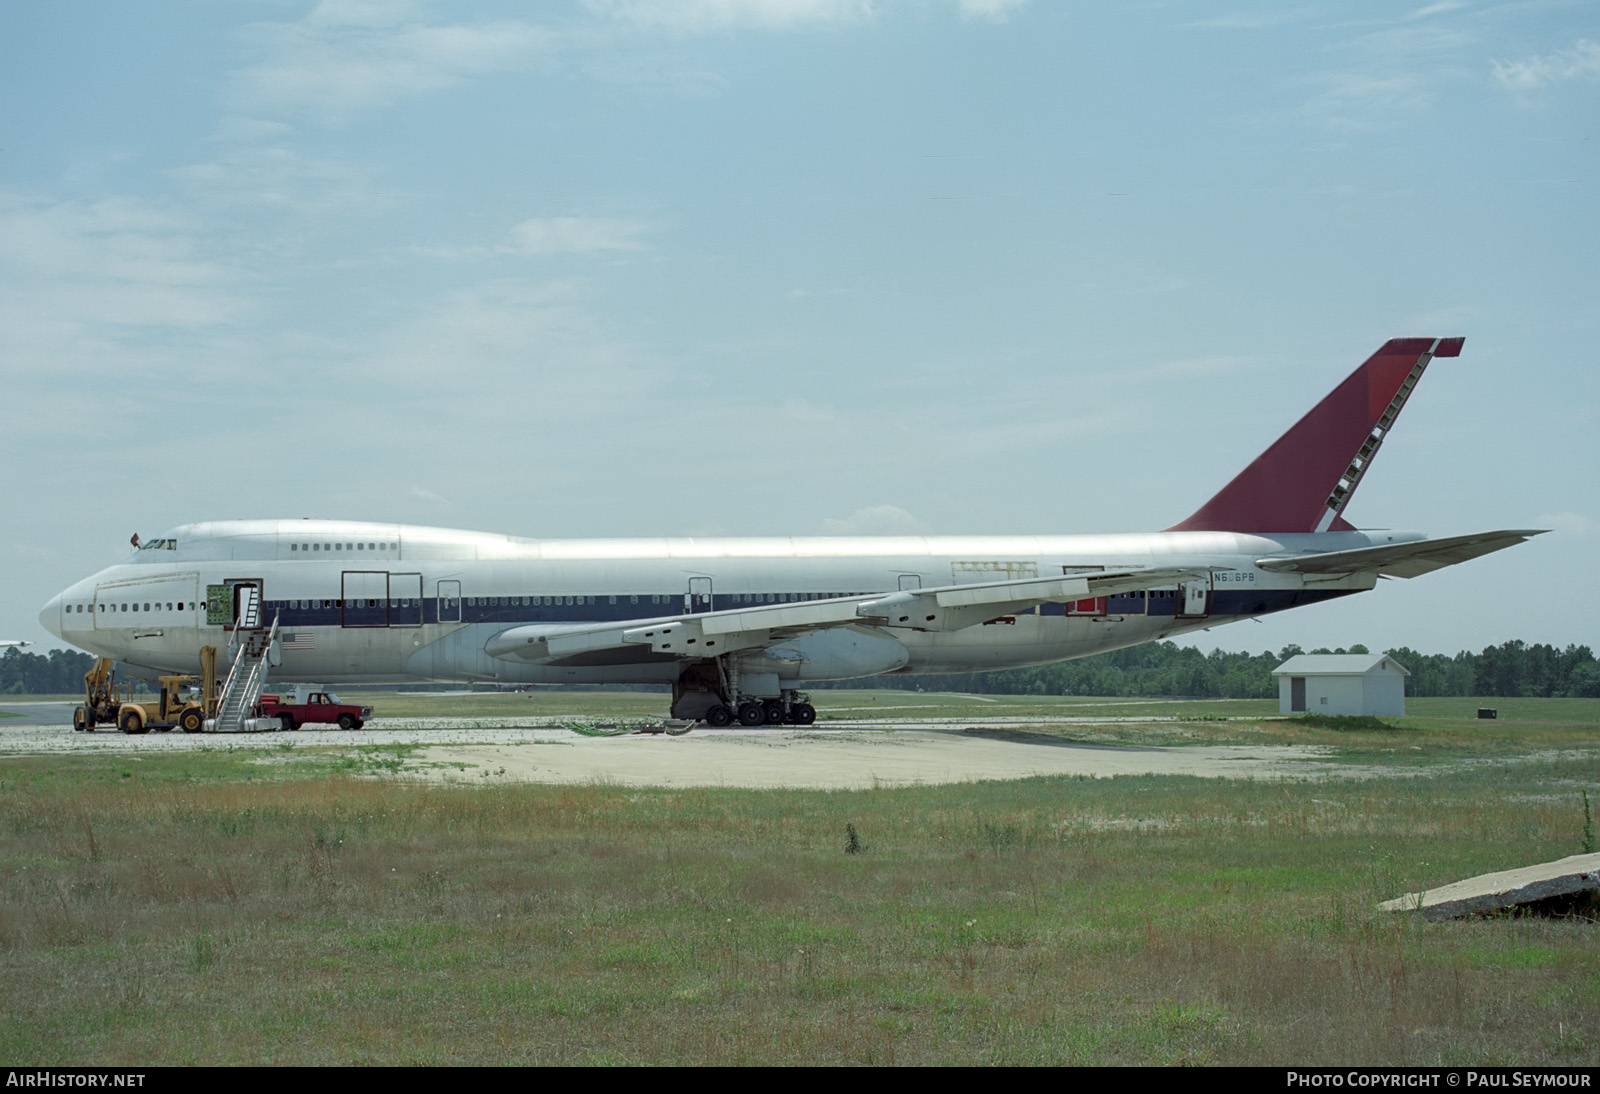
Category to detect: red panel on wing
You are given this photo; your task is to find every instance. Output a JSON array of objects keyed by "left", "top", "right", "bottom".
[{"left": 1167, "top": 338, "right": 1459, "bottom": 533}]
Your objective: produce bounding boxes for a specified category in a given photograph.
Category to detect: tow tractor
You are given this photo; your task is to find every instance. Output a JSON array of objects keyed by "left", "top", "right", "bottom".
[{"left": 73, "top": 648, "right": 218, "bottom": 734}]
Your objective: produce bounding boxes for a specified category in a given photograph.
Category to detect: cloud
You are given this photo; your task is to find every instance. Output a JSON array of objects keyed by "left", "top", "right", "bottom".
[
  {"left": 0, "top": 192, "right": 245, "bottom": 337},
  {"left": 590, "top": 0, "right": 875, "bottom": 33},
  {"left": 412, "top": 217, "right": 655, "bottom": 261},
  {"left": 0, "top": 192, "right": 270, "bottom": 454},
  {"left": 591, "top": 0, "right": 1025, "bottom": 32},
  {"left": 215, "top": 116, "right": 296, "bottom": 143},
  {"left": 1534, "top": 512, "right": 1592, "bottom": 539},
  {"left": 171, "top": 145, "right": 393, "bottom": 216},
  {"left": 1492, "top": 39, "right": 1600, "bottom": 93},
  {"left": 1186, "top": 9, "right": 1316, "bottom": 30},
  {"left": 821, "top": 504, "right": 927, "bottom": 535},
  {"left": 350, "top": 278, "right": 667, "bottom": 404},
  {"left": 1295, "top": 70, "right": 1434, "bottom": 133},
  {"left": 233, "top": 2, "right": 557, "bottom": 120},
  {"left": 956, "top": 0, "right": 1030, "bottom": 22},
  {"left": 505, "top": 217, "right": 651, "bottom": 256}
]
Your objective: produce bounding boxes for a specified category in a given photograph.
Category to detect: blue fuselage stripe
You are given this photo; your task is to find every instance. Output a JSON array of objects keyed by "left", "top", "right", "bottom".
[{"left": 263, "top": 587, "right": 1352, "bottom": 630}]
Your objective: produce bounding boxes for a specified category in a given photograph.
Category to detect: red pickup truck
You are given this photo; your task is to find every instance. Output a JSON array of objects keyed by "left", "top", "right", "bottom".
[{"left": 256, "top": 692, "right": 372, "bottom": 731}]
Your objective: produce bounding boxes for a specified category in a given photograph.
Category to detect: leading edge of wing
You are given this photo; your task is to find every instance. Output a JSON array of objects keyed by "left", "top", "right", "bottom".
[
  {"left": 484, "top": 566, "right": 1204, "bottom": 665},
  {"left": 1255, "top": 529, "right": 1546, "bottom": 579}
]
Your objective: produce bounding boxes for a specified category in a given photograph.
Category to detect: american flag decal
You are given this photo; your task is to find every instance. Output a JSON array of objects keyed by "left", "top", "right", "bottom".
[{"left": 281, "top": 632, "right": 315, "bottom": 650}]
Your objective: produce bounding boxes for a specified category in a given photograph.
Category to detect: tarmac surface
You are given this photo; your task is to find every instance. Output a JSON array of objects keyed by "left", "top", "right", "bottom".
[{"left": 0, "top": 699, "right": 1354, "bottom": 789}]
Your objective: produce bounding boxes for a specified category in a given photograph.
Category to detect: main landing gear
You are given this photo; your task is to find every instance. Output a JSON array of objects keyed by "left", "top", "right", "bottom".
[
  {"left": 702, "top": 695, "right": 816, "bottom": 728},
  {"left": 672, "top": 657, "right": 817, "bottom": 728}
]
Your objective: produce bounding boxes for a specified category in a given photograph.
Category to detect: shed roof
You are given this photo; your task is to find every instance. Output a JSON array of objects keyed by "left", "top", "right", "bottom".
[{"left": 1271, "top": 653, "right": 1409, "bottom": 677}]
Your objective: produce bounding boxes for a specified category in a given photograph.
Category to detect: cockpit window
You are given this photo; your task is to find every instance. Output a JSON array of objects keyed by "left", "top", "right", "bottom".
[{"left": 138, "top": 538, "right": 178, "bottom": 550}]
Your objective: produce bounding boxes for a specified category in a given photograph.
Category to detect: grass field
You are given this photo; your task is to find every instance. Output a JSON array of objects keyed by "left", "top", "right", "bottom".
[{"left": 2, "top": 693, "right": 1598, "bottom": 1065}]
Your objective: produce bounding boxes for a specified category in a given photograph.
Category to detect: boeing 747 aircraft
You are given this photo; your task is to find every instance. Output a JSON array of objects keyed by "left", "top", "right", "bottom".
[{"left": 40, "top": 337, "right": 1540, "bottom": 726}]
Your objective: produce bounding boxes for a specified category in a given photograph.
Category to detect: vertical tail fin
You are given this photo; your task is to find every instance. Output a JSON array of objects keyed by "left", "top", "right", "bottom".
[{"left": 1167, "top": 337, "right": 1463, "bottom": 534}]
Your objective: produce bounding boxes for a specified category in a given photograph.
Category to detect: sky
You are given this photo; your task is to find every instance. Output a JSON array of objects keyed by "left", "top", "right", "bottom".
[{"left": 2, "top": 0, "right": 1596, "bottom": 661}]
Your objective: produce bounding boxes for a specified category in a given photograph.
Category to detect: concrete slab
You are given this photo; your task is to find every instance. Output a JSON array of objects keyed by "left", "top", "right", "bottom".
[{"left": 1381, "top": 852, "right": 1600, "bottom": 920}]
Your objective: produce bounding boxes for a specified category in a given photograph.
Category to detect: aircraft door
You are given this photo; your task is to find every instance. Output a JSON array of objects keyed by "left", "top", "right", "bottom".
[
  {"left": 229, "top": 581, "right": 264, "bottom": 629},
  {"left": 390, "top": 573, "right": 423, "bottom": 627},
  {"left": 94, "top": 574, "right": 199, "bottom": 630},
  {"left": 687, "top": 577, "right": 713, "bottom": 613},
  {"left": 237, "top": 583, "right": 261, "bottom": 628},
  {"left": 342, "top": 571, "right": 389, "bottom": 628},
  {"left": 1176, "top": 574, "right": 1212, "bottom": 619},
  {"left": 898, "top": 574, "right": 922, "bottom": 591},
  {"left": 437, "top": 580, "right": 461, "bottom": 624},
  {"left": 204, "top": 580, "right": 264, "bottom": 628}
]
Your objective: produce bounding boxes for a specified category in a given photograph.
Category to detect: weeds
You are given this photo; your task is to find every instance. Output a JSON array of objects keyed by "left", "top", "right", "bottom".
[
  {"left": 1, "top": 720, "right": 1598, "bottom": 1065},
  {"left": 844, "top": 822, "right": 864, "bottom": 854},
  {"left": 1290, "top": 714, "right": 1396, "bottom": 732}
]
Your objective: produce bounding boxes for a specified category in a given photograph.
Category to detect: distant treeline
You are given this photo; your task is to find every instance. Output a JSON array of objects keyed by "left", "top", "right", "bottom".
[
  {"left": 5, "top": 640, "right": 1598, "bottom": 699},
  {"left": 2, "top": 647, "right": 101, "bottom": 695},
  {"left": 815, "top": 639, "right": 1600, "bottom": 699}
]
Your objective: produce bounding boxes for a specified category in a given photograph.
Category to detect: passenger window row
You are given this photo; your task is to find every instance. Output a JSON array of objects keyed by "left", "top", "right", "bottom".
[{"left": 71, "top": 602, "right": 188, "bottom": 613}]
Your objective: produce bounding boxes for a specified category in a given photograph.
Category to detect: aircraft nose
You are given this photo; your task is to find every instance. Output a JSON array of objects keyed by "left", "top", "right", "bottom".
[{"left": 38, "top": 592, "right": 63, "bottom": 642}]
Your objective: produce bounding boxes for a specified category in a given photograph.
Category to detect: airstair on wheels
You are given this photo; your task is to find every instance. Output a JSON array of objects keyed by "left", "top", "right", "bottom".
[{"left": 206, "top": 585, "right": 280, "bottom": 733}]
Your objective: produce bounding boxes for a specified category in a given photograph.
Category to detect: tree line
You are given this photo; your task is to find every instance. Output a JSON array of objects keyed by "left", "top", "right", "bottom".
[
  {"left": 1, "top": 647, "right": 103, "bottom": 695},
  {"left": 815, "top": 639, "right": 1600, "bottom": 699},
  {"left": 4, "top": 640, "right": 1598, "bottom": 699}
]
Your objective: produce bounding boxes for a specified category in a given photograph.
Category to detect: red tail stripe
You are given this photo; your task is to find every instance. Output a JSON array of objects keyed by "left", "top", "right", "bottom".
[{"left": 1166, "top": 338, "right": 1460, "bottom": 534}]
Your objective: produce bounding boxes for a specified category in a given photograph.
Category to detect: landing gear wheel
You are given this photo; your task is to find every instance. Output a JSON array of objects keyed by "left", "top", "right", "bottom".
[
  {"left": 119, "top": 710, "right": 148, "bottom": 735},
  {"left": 337, "top": 713, "right": 355, "bottom": 730},
  {"left": 762, "top": 700, "right": 785, "bottom": 725},
  {"left": 705, "top": 704, "right": 733, "bottom": 727},
  {"left": 179, "top": 709, "right": 204, "bottom": 733},
  {"left": 788, "top": 703, "right": 816, "bottom": 725},
  {"left": 279, "top": 715, "right": 297, "bottom": 731},
  {"left": 737, "top": 702, "right": 764, "bottom": 727}
]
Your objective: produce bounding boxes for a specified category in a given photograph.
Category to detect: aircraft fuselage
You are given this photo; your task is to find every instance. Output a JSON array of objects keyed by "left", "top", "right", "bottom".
[{"left": 40, "top": 519, "right": 1394, "bottom": 686}]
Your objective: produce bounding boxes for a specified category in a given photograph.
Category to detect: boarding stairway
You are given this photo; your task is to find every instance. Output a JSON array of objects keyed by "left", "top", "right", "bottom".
[{"left": 207, "top": 588, "right": 279, "bottom": 733}]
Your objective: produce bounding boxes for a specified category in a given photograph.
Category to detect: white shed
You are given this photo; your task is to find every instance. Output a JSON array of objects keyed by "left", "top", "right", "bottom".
[{"left": 1271, "top": 654, "right": 1409, "bottom": 717}]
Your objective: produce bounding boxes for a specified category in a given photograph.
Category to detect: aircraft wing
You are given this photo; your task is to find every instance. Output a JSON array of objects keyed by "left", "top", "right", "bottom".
[
  {"left": 1255, "top": 529, "right": 1545, "bottom": 579},
  {"left": 484, "top": 566, "right": 1204, "bottom": 667}
]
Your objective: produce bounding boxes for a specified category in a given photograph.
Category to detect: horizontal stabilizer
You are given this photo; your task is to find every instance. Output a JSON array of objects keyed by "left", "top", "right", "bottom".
[{"left": 1256, "top": 530, "right": 1545, "bottom": 579}]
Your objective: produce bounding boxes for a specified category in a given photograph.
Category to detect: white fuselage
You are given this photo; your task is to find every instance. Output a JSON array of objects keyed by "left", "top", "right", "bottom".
[{"left": 39, "top": 519, "right": 1408, "bottom": 686}]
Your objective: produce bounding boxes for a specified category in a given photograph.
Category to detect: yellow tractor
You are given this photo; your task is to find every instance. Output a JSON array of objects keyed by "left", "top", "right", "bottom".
[{"left": 74, "top": 648, "right": 218, "bottom": 735}]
